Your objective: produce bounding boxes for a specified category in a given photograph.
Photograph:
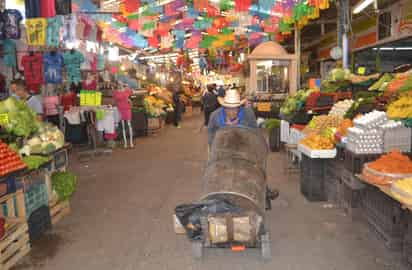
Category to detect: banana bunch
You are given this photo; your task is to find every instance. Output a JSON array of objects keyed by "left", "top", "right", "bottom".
[{"left": 387, "top": 96, "right": 412, "bottom": 119}]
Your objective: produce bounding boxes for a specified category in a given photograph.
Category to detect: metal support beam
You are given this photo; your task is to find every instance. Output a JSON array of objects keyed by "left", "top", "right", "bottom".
[
  {"left": 338, "top": 0, "right": 350, "bottom": 69},
  {"left": 294, "top": 25, "right": 301, "bottom": 89}
]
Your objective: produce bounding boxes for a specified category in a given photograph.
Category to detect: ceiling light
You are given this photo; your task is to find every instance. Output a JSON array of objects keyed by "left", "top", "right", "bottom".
[{"left": 353, "top": 0, "right": 375, "bottom": 14}]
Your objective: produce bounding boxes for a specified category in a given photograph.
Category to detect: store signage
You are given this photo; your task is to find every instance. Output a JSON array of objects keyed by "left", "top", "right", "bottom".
[
  {"left": 257, "top": 102, "right": 272, "bottom": 112},
  {"left": 357, "top": 67, "right": 366, "bottom": 75},
  {"left": 0, "top": 114, "right": 9, "bottom": 126}
]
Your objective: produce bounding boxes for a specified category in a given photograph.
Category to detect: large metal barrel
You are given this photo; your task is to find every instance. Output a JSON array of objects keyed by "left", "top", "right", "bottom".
[{"left": 202, "top": 127, "right": 268, "bottom": 214}]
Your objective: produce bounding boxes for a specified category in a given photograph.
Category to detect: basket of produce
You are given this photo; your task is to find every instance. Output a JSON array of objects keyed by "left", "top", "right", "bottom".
[
  {"left": 299, "top": 134, "right": 336, "bottom": 158},
  {"left": 361, "top": 151, "right": 412, "bottom": 185},
  {"left": 387, "top": 93, "right": 412, "bottom": 120},
  {"left": 391, "top": 178, "right": 412, "bottom": 205},
  {"left": 302, "top": 115, "right": 342, "bottom": 136},
  {"left": 329, "top": 99, "right": 354, "bottom": 117}
]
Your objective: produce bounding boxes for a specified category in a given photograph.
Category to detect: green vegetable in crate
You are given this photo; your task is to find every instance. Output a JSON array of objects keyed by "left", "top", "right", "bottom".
[
  {"left": 280, "top": 89, "right": 312, "bottom": 115},
  {"left": 328, "top": 68, "right": 351, "bottom": 82},
  {"left": 52, "top": 171, "right": 77, "bottom": 201},
  {"left": 368, "top": 73, "right": 393, "bottom": 91},
  {"left": 23, "top": 155, "right": 51, "bottom": 170},
  {"left": 263, "top": 119, "right": 280, "bottom": 130}
]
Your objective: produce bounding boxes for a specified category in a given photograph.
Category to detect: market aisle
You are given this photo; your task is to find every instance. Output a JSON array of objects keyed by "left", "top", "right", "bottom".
[{"left": 16, "top": 114, "right": 408, "bottom": 270}]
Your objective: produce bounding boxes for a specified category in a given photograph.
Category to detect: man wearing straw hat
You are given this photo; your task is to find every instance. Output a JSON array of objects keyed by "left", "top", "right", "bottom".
[{"left": 207, "top": 88, "right": 257, "bottom": 146}]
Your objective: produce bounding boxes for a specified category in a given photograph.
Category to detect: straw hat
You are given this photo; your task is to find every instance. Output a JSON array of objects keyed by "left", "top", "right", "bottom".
[{"left": 218, "top": 89, "right": 246, "bottom": 108}]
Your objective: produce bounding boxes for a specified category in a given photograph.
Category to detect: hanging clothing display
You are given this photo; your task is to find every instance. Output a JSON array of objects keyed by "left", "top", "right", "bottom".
[
  {"left": 21, "top": 53, "right": 44, "bottom": 92},
  {"left": 62, "top": 14, "right": 77, "bottom": 42},
  {"left": 63, "top": 50, "right": 85, "bottom": 84},
  {"left": 40, "top": 0, "right": 56, "bottom": 18},
  {"left": 2, "top": 9, "right": 23, "bottom": 39},
  {"left": 25, "top": 0, "right": 41, "bottom": 18},
  {"left": 47, "top": 16, "right": 62, "bottom": 47},
  {"left": 82, "top": 79, "right": 97, "bottom": 90},
  {"left": 43, "top": 52, "right": 64, "bottom": 84},
  {"left": 55, "top": 0, "right": 72, "bottom": 15},
  {"left": 2, "top": 39, "right": 17, "bottom": 67},
  {"left": 113, "top": 90, "right": 132, "bottom": 121},
  {"left": 25, "top": 18, "right": 48, "bottom": 46}
]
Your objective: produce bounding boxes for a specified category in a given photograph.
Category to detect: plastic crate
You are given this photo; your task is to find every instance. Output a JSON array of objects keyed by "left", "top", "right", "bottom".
[
  {"left": 403, "top": 213, "right": 412, "bottom": 266},
  {"left": 344, "top": 150, "right": 380, "bottom": 174},
  {"left": 24, "top": 183, "right": 49, "bottom": 218},
  {"left": 53, "top": 148, "right": 68, "bottom": 170},
  {"left": 300, "top": 155, "right": 327, "bottom": 202},
  {"left": 363, "top": 186, "right": 405, "bottom": 251},
  {"left": 28, "top": 205, "right": 52, "bottom": 242},
  {"left": 324, "top": 162, "right": 341, "bottom": 204},
  {"left": 383, "top": 127, "right": 411, "bottom": 153},
  {"left": 0, "top": 176, "right": 16, "bottom": 198},
  {"left": 339, "top": 180, "right": 364, "bottom": 220},
  {"left": 341, "top": 168, "right": 366, "bottom": 190}
]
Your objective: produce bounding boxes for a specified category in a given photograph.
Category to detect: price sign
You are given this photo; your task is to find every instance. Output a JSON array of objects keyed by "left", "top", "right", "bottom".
[
  {"left": 357, "top": 67, "right": 366, "bottom": 75},
  {"left": 0, "top": 113, "right": 8, "bottom": 126},
  {"left": 80, "top": 91, "right": 86, "bottom": 106},
  {"left": 257, "top": 102, "right": 271, "bottom": 112},
  {"left": 95, "top": 92, "right": 102, "bottom": 106}
]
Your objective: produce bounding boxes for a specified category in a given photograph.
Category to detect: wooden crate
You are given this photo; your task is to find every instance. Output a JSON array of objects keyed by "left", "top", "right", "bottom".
[
  {"left": 0, "top": 218, "right": 30, "bottom": 270},
  {"left": 49, "top": 200, "right": 70, "bottom": 226},
  {"left": 0, "top": 190, "right": 26, "bottom": 219}
]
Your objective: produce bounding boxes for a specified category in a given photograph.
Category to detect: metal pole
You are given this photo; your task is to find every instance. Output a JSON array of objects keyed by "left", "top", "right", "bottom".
[
  {"left": 294, "top": 25, "right": 301, "bottom": 89},
  {"left": 339, "top": 0, "right": 350, "bottom": 69}
]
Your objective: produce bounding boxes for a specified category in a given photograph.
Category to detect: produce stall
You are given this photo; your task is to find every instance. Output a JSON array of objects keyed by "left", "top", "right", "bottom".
[{"left": 278, "top": 66, "right": 412, "bottom": 265}]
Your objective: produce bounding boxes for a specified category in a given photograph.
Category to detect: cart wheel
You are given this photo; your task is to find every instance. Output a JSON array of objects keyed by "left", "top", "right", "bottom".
[
  {"left": 261, "top": 233, "right": 271, "bottom": 261},
  {"left": 192, "top": 241, "right": 203, "bottom": 259}
]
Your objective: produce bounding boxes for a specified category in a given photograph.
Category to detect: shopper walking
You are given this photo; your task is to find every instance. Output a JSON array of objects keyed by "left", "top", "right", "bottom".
[
  {"left": 202, "top": 85, "right": 219, "bottom": 127},
  {"left": 172, "top": 88, "right": 183, "bottom": 128}
]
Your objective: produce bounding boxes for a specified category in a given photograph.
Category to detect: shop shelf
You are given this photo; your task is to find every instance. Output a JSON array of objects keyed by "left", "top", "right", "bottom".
[
  {"left": 341, "top": 168, "right": 366, "bottom": 190},
  {"left": 300, "top": 155, "right": 327, "bottom": 202},
  {"left": 363, "top": 186, "right": 406, "bottom": 251},
  {"left": 27, "top": 205, "right": 51, "bottom": 242},
  {"left": 0, "top": 217, "right": 30, "bottom": 270},
  {"left": 343, "top": 150, "right": 380, "bottom": 174},
  {"left": 24, "top": 183, "right": 49, "bottom": 219}
]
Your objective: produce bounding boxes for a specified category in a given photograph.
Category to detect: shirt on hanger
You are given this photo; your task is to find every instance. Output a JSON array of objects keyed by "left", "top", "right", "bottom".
[
  {"left": 76, "top": 17, "right": 85, "bottom": 40},
  {"left": 21, "top": 53, "right": 44, "bottom": 86},
  {"left": 55, "top": 0, "right": 72, "bottom": 15},
  {"left": 43, "top": 52, "right": 64, "bottom": 84},
  {"left": 63, "top": 50, "right": 85, "bottom": 84},
  {"left": 47, "top": 16, "right": 62, "bottom": 47},
  {"left": 2, "top": 10, "right": 23, "bottom": 39},
  {"left": 40, "top": 0, "right": 56, "bottom": 18},
  {"left": 25, "top": 0, "right": 41, "bottom": 18},
  {"left": 2, "top": 40, "right": 17, "bottom": 67},
  {"left": 97, "top": 54, "right": 105, "bottom": 70},
  {"left": 62, "top": 14, "right": 77, "bottom": 42},
  {"left": 26, "top": 18, "right": 48, "bottom": 46}
]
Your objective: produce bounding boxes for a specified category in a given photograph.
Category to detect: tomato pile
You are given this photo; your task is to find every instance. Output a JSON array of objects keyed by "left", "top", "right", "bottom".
[{"left": 0, "top": 141, "right": 26, "bottom": 176}]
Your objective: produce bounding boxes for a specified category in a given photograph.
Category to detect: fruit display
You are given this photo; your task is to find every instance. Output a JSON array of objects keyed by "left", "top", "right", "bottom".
[
  {"left": 144, "top": 95, "right": 167, "bottom": 117},
  {"left": 0, "top": 140, "right": 26, "bottom": 176},
  {"left": 361, "top": 151, "right": 412, "bottom": 185},
  {"left": 52, "top": 171, "right": 77, "bottom": 201},
  {"left": 280, "top": 89, "right": 312, "bottom": 116},
  {"left": 392, "top": 178, "right": 412, "bottom": 204},
  {"left": 387, "top": 94, "right": 412, "bottom": 119},
  {"left": 329, "top": 99, "right": 354, "bottom": 117},
  {"left": 303, "top": 115, "right": 342, "bottom": 135},
  {"left": 22, "top": 155, "right": 51, "bottom": 170},
  {"left": 328, "top": 68, "right": 351, "bottom": 82},
  {"left": 300, "top": 134, "right": 334, "bottom": 150},
  {"left": 19, "top": 123, "right": 65, "bottom": 156},
  {"left": 369, "top": 73, "right": 394, "bottom": 91},
  {"left": 349, "top": 73, "right": 380, "bottom": 84},
  {"left": 336, "top": 119, "right": 353, "bottom": 138}
]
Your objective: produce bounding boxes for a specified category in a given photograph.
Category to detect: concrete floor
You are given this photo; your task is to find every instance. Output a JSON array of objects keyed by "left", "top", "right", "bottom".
[{"left": 15, "top": 113, "right": 409, "bottom": 270}]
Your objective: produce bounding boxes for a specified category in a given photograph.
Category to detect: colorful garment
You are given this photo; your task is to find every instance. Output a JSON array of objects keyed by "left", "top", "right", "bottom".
[
  {"left": 2, "top": 10, "right": 23, "bottom": 39},
  {"left": 63, "top": 50, "right": 85, "bottom": 84},
  {"left": 55, "top": 0, "right": 71, "bottom": 15},
  {"left": 47, "top": 16, "right": 62, "bottom": 47},
  {"left": 25, "top": 0, "right": 41, "bottom": 18},
  {"left": 26, "top": 18, "right": 47, "bottom": 46},
  {"left": 43, "top": 52, "right": 64, "bottom": 84},
  {"left": 97, "top": 54, "right": 105, "bottom": 70},
  {"left": 113, "top": 89, "right": 132, "bottom": 121},
  {"left": 3, "top": 40, "right": 16, "bottom": 67},
  {"left": 62, "top": 14, "right": 77, "bottom": 42},
  {"left": 21, "top": 53, "right": 44, "bottom": 88},
  {"left": 40, "top": 0, "right": 56, "bottom": 18}
]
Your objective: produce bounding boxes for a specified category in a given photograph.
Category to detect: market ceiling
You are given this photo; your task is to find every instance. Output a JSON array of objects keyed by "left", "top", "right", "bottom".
[{"left": 72, "top": 0, "right": 332, "bottom": 52}]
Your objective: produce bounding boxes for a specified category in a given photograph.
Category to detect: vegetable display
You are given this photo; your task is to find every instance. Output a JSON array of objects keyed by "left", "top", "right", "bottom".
[
  {"left": 300, "top": 134, "right": 334, "bottom": 150},
  {"left": 19, "top": 124, "right": 65, "bottom": 156},
  {"left": 52, "top": 171, "right": 77, "bottom": 201},
  {"left": 303, "top": 115, "right": 342, "bottom": 135},
  {"left": 144, "top": 96, "right": 167, "bottom": 117},
  {"left": 0, "top": 140, "right": 26, "bottom": 176},
  {"left": 369, "top": 73, "right": 393, "bottom": 91},
  {"left": 329, "top": 99, "right": 354, "bottom": 117},
  {"left": 0, "top": 97, "right": 40, "bottom": 137},
  {"left": 387, "top": 94, "right": 412, "bottom": 119},
  {"left": 368, "top": 151, "right": 412, "bottom": 174},
  {"left": 22, "top": 155, "right": 51, "bottom": 170},
  {"left": 280, "top": 89, "right": 312, "bottom": 116}
]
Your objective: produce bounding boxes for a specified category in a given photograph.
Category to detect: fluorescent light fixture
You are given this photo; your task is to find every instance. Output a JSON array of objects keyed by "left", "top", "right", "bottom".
[
  {"left": 373, "top": 47, "right": 412, "bottom": 51},
  {"left": 353, "top": 0, "right": 375, "bottom": 14}
]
